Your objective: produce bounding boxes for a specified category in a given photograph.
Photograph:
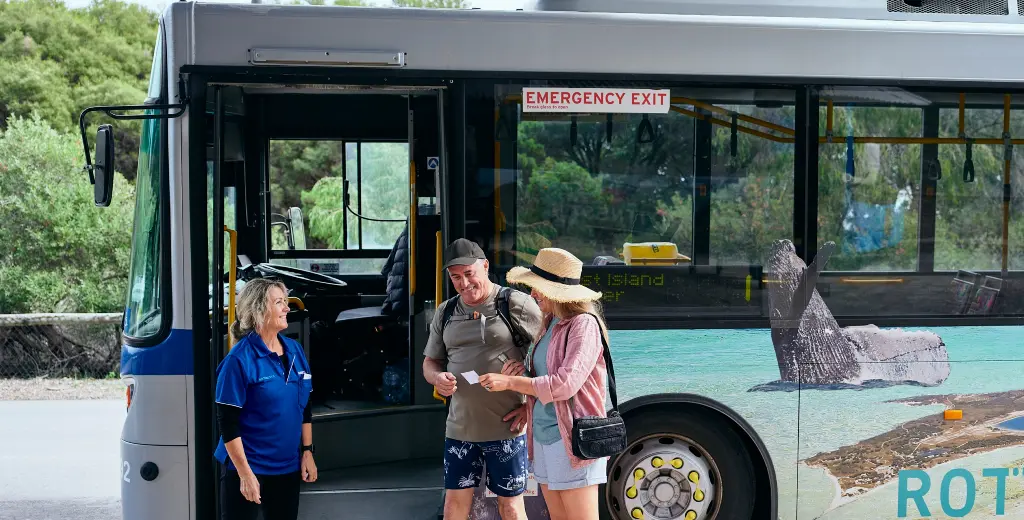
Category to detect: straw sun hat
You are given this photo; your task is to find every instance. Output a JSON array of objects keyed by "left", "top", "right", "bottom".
[{"left": 506, "top": 248, "right": 602, "bottom": 303}]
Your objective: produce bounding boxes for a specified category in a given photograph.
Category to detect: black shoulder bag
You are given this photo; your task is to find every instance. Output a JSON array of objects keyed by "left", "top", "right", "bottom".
[{"left": 566, "top": 313, "right": 627, "bottom": 459}]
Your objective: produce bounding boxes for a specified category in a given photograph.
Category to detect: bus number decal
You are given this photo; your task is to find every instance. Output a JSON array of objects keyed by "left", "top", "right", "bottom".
[{"left": 123, "top": 460, "right": 131, "bottom": 483}]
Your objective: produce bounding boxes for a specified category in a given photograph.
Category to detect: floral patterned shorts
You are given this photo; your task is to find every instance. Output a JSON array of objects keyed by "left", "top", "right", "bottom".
[{"left": 443, "top": 435, "right": 529, "bottom": 497}]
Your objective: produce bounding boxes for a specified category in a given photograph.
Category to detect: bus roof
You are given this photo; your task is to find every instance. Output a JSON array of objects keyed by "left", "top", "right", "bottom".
[
  {"left": 534, "top": 0, "right": 1023, "bottom": 22},
  {"left": 171, "top": 1, "right": 1024, "bottom": 84}
]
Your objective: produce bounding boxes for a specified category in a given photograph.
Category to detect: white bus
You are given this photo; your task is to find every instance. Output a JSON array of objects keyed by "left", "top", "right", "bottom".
[{"left": 81, "top": 0, "right": 1024, "bottom": 519}]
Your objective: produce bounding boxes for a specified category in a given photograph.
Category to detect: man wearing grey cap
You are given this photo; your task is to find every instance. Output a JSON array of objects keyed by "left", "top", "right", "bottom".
[{"left": 423, "top": 238, "right": 543, "bottom": 520}]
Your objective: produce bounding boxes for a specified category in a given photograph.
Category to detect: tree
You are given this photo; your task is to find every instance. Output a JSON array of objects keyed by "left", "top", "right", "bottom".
[
  {"left": 0, "top": 0, "right": 158, "bottom": 180},
  {"left": 0, "top": 115, "right": 135, "bottom": 313}
]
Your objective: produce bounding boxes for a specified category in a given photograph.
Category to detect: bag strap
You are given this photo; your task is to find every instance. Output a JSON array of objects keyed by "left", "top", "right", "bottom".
[
  {"left": 495, "top": 286, "right": 528, "bottom": 351},
  {"left": 441, "top": 287, "right": 528, "bottom": 351},
  {"left": 565, "top": 312, "right": 618, "bottom": 416},
  {"left": 439, "top": 295, "right": 460, "bottom": 352}
]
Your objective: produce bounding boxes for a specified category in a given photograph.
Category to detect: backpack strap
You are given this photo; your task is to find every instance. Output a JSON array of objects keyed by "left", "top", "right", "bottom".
[
  {"left": 440, "top": 295, "right": 460, "bottom": 334},
  {"left": 495, "top": 286, "right": 528, "bottom": 351},
  {"left": 439, "top": 287, "right": 527, "bottom": 351}
]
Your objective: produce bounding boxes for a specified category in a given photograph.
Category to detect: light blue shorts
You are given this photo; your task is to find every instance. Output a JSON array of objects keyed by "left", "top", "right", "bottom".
[{"left": 531, "top": 438, "right": 607, "bottom": 491}]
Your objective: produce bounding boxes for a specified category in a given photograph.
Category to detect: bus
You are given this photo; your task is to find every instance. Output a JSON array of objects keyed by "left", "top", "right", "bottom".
[{"left": 79, "top": 0, "right": 1024, "bottom": 519}]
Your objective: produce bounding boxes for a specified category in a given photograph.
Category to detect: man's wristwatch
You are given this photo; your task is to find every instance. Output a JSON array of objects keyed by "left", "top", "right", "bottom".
[{"left": 301, "top": 444, "right": 315, "bottom": 454}]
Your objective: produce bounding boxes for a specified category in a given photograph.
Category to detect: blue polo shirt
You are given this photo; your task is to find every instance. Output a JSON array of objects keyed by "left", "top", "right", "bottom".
[{"left": 213, "top": 331, "right": 312, "bottom": 475}]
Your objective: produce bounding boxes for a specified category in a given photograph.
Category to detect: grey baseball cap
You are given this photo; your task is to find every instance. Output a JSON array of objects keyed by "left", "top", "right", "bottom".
[{"left": 443, "top": 238, "right": 487, "bottom": 269}]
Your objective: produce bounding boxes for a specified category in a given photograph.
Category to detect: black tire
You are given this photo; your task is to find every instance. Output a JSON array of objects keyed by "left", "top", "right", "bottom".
[{"left": 599, "top": 407, "right": 757, "bottom": 520}]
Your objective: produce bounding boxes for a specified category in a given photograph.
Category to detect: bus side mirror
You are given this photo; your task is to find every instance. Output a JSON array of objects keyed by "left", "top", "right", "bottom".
[
  {"left": 287, "top": 207, "right": 307, "bottom": 249},
  {"left": 94, "top": 124, "right": 116, "bottom": 207}
]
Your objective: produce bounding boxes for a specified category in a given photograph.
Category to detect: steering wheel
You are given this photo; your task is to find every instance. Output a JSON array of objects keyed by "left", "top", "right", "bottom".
[{"left": 251, "top": 263, "right": 348, "bottom": 292}]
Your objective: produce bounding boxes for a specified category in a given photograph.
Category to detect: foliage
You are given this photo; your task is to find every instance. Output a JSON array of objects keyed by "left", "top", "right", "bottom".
[
  {"left": 0, "top": 0, "right": 158, "bottom": 180},
  {"left": 0, "top": 115, "right": 134, "bottom": 313}
]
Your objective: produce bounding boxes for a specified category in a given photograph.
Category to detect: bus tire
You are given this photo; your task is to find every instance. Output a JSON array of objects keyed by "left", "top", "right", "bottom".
[{"left": 600, "top": 407, "right": 757, "bottom": 520}]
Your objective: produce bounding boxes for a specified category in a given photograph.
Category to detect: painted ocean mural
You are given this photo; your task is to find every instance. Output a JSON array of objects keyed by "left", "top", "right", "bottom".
[{"left": 608, "top": 325, "right": 1024, "bottom": 519}]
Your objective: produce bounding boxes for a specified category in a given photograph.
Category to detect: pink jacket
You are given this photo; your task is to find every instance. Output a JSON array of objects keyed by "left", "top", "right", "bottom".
[{"left": 526, "top": 313, "right": 608, "bottom": 470}]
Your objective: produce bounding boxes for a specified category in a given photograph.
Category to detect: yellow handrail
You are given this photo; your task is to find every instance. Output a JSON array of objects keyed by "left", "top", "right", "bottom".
[
  {"left": 435, "top": 231, "right": 443, "bottom": 305},
  {"left": 674, "top": 95, "right": 796, "bottom": 136},
  {"left": 670, "top": 106, "right": 791, "bottom": 143},
  {"left": 224, "top": 226, "right": 237, "bottom": 348},
  {"left": 433, "top": 230, "right": 447, "bottom": 405}
]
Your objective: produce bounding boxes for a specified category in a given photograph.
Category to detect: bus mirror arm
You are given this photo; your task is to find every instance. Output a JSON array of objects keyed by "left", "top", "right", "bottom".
[{"left": 78, "top": 102, "right": 187, "bottom": 204}]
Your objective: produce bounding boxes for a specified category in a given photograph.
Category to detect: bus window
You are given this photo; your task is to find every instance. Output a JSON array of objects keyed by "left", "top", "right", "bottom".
[
  {"left": 818, "top": 104, "right": 922, "bottom": 272},
  {"left": 267, "top": 139, "right": 409, "bottom": 274},
  {"left": 709, "top": 98, "right": 795, "bottom": 266},
  {"left": 817, "top": 88, "right": 1024, "bottom": 320},
  {"left": 935, "top": 104, "right": 1024, "bottom": 272},
  {"left": 468, "top": 82, "right": 791, "bottom": 324},
  {"left": 123, "top": 22, "right": 166, "bottom": 342},
  {"left": 124, "top": 115, "right": 165, "bottom": 340}
]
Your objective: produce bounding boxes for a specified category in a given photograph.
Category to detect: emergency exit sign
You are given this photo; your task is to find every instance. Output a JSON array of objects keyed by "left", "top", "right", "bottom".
[{"left": 522, "top": 87, "right": 671, "bottom": 113}]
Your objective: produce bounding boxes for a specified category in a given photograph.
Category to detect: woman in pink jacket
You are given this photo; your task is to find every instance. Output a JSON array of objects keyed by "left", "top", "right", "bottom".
[{"left": 479, "top": 247, "right": 610, "bottom": 520}]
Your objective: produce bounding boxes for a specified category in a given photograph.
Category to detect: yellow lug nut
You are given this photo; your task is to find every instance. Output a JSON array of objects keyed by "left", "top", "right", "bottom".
[
  {"left": 631, "top": 507, "right": 644, "bottom": 519},
  {"left": 671, "top": 458, "right": 683, "bottom": 469},
  {"left": 685, "top": 511, "right": 697, "bottom": 520},
  {"left": 651, "top": 457, "right": 664, "bottom": 468},
  {"left": 627, "top": 486, "right": 638, "bottom": 499},
  {"left": 634, "top": 468, "right": 646, "bottom": 480},
  {"left": 688, "top": 471, "right": 699, "bottom": 483},
  {"left": 693, "top": 489, "right": 705, "bottom": 502}
]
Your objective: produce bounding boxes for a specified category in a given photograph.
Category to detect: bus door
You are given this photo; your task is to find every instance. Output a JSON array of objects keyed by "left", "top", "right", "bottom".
[{"left": 196, "top": 82, "right": 454, "bottom": 517}]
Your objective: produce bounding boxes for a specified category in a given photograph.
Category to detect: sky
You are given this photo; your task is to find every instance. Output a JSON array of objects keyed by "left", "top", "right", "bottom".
[{"left": 62, "top": 0, "right": 533, "bottom": 12}]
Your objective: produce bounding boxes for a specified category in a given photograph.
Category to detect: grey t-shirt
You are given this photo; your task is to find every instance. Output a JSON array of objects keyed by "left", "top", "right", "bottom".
[{"left": 424, "top": 284, "right": 543, "bottom": 443}]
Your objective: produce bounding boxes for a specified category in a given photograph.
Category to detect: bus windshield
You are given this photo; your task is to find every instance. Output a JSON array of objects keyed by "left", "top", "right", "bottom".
[{"left": 123, "top": 26, "right": 165, "bottom": 341}]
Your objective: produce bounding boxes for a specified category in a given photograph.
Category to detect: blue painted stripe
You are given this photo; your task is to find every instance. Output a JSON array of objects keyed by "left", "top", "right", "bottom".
[{"left": 121, "top": 329, "right": 195, "bottom": 376}]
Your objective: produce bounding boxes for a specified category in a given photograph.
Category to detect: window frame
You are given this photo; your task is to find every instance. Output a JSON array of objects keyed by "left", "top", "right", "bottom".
[{"left": 122, "top": 22, "right": 173, "bottom": 347}]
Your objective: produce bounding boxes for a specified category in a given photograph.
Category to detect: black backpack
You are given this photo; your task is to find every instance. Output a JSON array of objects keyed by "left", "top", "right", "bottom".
[{"left": 439, "top": 286, "right": 529, "bottom": 351}]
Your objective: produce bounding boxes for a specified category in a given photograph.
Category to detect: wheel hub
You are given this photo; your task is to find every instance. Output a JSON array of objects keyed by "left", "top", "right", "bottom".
[{"left": 610, "top": 438, "right": 718, "bottom": 520}]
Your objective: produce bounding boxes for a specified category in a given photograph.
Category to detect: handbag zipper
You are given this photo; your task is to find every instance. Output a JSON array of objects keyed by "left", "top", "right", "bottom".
[{"left": 580, "top": 423, "right": 621, "bottom": 431}]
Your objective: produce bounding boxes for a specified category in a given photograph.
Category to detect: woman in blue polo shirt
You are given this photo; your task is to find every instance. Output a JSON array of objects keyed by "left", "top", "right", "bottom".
[{"left": 213, "top": 278, "right": 316, "bottom": 520}]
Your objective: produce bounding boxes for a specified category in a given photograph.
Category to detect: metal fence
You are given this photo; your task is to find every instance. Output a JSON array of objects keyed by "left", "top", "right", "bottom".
[{"left": 0, "top": 313, "right": 122, "bottom": 379}]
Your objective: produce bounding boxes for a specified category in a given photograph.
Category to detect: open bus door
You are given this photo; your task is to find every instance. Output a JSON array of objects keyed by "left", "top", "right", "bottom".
[{"left": 193, "top": 79, "right": 539, "bottom": 519}]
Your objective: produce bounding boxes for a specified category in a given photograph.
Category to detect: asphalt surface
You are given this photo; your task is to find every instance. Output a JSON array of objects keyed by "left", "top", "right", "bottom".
[
  {"left": 0, "top": 400, "right": 461, "bottom": 520},
  {"left": 0, "top": 400, "right": 123, "bottom": 520}
]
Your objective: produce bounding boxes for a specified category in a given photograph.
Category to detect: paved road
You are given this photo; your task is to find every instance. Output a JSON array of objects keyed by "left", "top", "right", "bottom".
[{"left": 0, "top": 400, "right": 123, "bottom": 520}]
